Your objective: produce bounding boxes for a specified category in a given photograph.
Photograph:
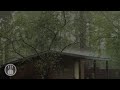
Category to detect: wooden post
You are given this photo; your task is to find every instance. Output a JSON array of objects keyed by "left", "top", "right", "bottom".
[
  {"left": 80, "top": 60, "right": 85, "bottom": 79},
  {"left": 74, "top": 60, "right": 80, "bottom": 79},
  {"left": 106, "top": 61, "right": 109, "bottom": 79},
  {"left": 93, "top": 60, "right": 96, "bottom": 79}
]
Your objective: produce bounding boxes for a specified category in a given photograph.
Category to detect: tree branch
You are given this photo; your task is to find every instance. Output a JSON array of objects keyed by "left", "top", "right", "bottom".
[
  {"left": 19, "top": 31, "right": 40, "bottom": 57},
  {"left": 62, "top": 11, "right": 67, "bottom": 27},
  {"left": 0, "top": 34, "right": 25, "bottom": 58},
  {"left": 60, "top": 41, "right": 80, "bottom": 53},
  {"left": 100, "top": 11, "right": 120, "bottom": 33},
  {"left": 11, "top": 41, "right": 25, "bottom": 58},
  {"left": 48, "top": 11, "right": 67, "bottom": 51}
]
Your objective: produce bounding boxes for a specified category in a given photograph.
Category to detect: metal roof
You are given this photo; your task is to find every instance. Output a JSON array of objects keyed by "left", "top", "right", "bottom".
[
  {"left": 52, "top": 49, "right": 110, "bottom": 61},
  {"left": 0, "top": 49, "right": 110, "bottom": 68}
]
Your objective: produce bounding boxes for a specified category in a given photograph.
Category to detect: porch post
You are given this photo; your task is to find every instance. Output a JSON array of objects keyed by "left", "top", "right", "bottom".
[
  {"left": 106, "top": 61, "right": 109, "bottom": 79},
  {"left": 93, "top": 60, "right": 96, "bottom": 79},
  {"left": 74, "top": 60, "right": 80, "bottom": 79},
  {"left": 80, "top": 60, "right": 85, "bottom": 79}
]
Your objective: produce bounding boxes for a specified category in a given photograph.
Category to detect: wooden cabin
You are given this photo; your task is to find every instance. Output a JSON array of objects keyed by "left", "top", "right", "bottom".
[
  {"left": 0, "top": 49, "right": 110, "bottom": 79},
  {"left": 48, "top": 49, "right": 110, "bottom": 79}
]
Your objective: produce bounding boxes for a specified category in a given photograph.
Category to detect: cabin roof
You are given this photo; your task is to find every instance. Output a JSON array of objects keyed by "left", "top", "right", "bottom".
[
  {"left": 0, "top": 49, "right": 110, "bottom": 68},
  {"left": 52, "top": 49, "right": 110, "bottom": 61}
]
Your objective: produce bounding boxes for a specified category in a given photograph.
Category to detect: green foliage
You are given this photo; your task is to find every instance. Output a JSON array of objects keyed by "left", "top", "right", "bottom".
[
  {"left": 33, "top": 52, "right": 62, "bottom": 79},
  {"left": 1, "top": 11, "right": 120, "bottom": 76}
]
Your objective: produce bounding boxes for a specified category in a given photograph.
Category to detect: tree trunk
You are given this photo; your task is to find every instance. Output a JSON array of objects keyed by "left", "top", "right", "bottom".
[{"left": 79, "top": 11, "right": 87, "bottom": 49}]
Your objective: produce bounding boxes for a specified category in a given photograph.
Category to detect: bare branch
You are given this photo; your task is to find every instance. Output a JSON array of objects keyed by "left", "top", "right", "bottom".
[
  {"left": 11, "top": 41, "right": 25, "bottom": 58},
  {"left": 48, "top": 11, "right": 67, "bottom": 51},
  {"left": 60, "top": 41, "right": 80, "bottom": 53},
  {"left": 43, "top": 26, "right": 56, "bottom": 36},
  {"left": 0, "top": 34, "right": 25, "bottom": 58},
  {"left": 19, "top": 31, "right": 40, "bottom": 57}
]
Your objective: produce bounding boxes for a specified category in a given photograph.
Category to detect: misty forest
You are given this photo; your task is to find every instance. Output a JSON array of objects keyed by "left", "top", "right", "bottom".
[{"left": 0, "top": 11, "right": 120, "bottom": 79}]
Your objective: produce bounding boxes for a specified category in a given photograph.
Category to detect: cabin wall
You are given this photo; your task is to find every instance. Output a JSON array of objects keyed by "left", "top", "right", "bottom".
[
  {"left": 1, "top": 54, "right": 116, "bottom": 79},
  {"left": 11, "top": 55, "right": 76, "bottom": 79},
  {"left": 48, "top": 55, "right": 76, "bottom": 79},
  {"left": 12, "top": 62, "right": 37, "bottom": 79},
  {"left": 48, "top": 59, "right": 75, "bottom": 79}
]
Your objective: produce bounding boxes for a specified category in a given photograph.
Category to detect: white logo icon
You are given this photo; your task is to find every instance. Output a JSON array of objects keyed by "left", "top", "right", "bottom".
[{"left": 4, "top": 64, "right": 17, "bottom": 76}]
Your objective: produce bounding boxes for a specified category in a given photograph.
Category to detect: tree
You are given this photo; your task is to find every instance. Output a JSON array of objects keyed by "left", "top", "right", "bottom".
[
  {"left": 0, "top": 11, "right": 13, "bottom": 64},
  {"left": 1, "top": 11, "right": 120, "bottom": 77}
]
